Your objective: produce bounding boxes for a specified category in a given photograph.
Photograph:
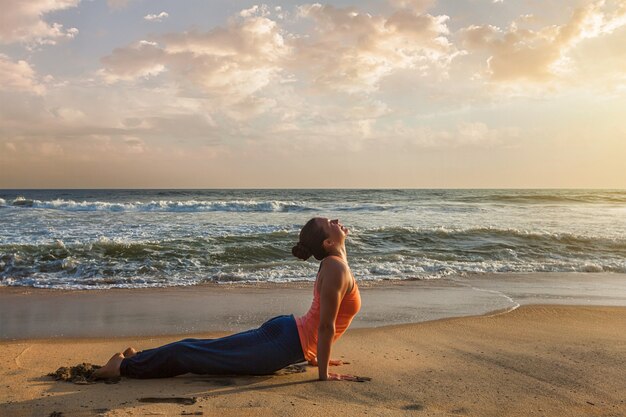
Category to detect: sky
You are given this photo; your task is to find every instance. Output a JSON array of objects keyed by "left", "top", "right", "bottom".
[{"left": 0, "top": 0, "right": 625, "bottom": 189}]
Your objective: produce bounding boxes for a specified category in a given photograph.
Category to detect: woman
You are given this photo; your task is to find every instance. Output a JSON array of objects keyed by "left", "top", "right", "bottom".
[{"left": 93, "top": 217, "right": 362, "bottom": 382}]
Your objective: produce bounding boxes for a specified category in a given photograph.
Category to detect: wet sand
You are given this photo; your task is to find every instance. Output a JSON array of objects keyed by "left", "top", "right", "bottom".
[{"left": 2, "top": 272, "right": 626, "bottom": 340}]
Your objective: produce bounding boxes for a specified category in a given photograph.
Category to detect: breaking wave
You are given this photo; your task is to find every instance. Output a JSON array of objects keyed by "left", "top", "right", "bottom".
[{"left": 1, "top": 226, "right": 624, "bottom": 289}]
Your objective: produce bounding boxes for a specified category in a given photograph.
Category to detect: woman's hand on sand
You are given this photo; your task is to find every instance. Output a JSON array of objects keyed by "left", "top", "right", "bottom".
[
  {"left": 308, "top": 358, "right": 349, "bottom": 367},
  {"left": 321, "top": 372, "right": 371, "bottom": 382}
]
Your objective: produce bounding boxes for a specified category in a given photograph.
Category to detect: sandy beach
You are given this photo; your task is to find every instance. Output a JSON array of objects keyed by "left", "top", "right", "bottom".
[
  {"left": 1, "top": 304, "right": 625, "bottom": 416},
  {"left": 1, "top": 273, "right": 626, "bottom": 417}
]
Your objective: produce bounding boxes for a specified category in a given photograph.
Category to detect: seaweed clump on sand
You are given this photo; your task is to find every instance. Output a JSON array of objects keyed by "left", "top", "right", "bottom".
[{"left": 48, "top": 363, "right": 119, "bottom": 384}]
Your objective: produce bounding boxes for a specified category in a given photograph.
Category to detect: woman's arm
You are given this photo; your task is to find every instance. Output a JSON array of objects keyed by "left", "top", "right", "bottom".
[
  {"left": 316, "top": 258, "right": 349, "bottom": 380},
  {"left": 307, "top": 357, "right": 348, "bottom": 367}
]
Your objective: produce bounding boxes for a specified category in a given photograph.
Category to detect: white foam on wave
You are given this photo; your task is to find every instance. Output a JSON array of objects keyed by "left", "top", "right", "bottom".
[
  {"left": 16, "top": 198, "right": 313, "bottom": 213},
  {"left": 3, "top": 256, "right": 625, "bottom": 290},
  {"left": 354, "top": 258, "right": 626, "bottom": 281},
  {"left": 5, "top": 197, "right": 403, "bottom": 213}
]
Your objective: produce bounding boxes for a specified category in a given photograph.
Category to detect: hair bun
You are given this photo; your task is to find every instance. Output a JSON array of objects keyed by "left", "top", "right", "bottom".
[{"left": 292, "top": 242, "right": 312, "bottom": 261}]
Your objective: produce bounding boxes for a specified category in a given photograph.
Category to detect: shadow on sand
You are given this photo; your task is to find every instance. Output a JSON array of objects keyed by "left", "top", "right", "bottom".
[{"left": 3, "top": 371, "right": 317, "bottom": 416}]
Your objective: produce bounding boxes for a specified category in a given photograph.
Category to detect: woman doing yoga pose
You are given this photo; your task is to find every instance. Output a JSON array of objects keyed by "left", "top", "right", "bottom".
[{"left": 93, "top": 217, "right": 362, "bottom": 382}]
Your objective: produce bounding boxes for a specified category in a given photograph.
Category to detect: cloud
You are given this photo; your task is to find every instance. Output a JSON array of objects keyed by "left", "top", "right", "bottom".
[
  {"left": 294, "top": 3, "right": 458, "bottom": 93},
  {"left": 388, "top": 0, "right": 435, "bottom": 13},
  {"left": 100, "top": 40, "right": 167, "bottom": 82},
  {"left": 0, "top": 78, "right": 226, "bottom": 174},
  {"left": 93, "top": 1, "right": 466, "bottom": 139},
  {"left": 0, "top": 54, "right": 46, "bottom": 94},
  {"left": 240, "top": 5, "right": 271, "bottom": 18},
  {"left": 122, "top": 136, "right": 145, "bottom": 153},
  {"left": 100, "top": 2, "right": 459, "bottom": 102},
  {"left": 144, "top": 12, "right": 169, "bottom": 22},
  {"left": 459, "top": 0, "right": 626, "bottom": 83},
  {"left": 53, "top": 106, "right": 86, "bottom": 122},
  {"left": 567, "top": 23, "right": 626, "bottom": 94},
  {"left": 0, "top": 0, "right": 80, "bottom": 45},
  {"left": 100, "top": 13, "right": 290, "bottom": 110}
]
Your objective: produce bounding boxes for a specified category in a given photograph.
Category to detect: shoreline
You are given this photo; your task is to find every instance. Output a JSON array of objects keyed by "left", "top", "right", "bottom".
[
  {"left": 2, "top": 269, "right": 625, "bottom": 292},
  {"left": 2, "top": 272, "right": 626, "bottom": 340}
]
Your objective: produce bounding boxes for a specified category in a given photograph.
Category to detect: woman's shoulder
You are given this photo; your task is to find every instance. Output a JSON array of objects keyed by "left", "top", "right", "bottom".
[
  {"left": 318, "top": 256, "right": 350, "bottom": 285},
  {"left": 317, "top": 256, "right": 354, "bottom": 297}
]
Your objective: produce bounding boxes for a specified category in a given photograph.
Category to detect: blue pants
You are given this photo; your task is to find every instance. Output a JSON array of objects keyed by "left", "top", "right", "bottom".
[{"left": 119, "top": 315, "right": 305, "bottom": 378}]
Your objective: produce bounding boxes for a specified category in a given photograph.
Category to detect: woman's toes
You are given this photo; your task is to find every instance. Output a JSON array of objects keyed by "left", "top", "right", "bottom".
[
  {"left": 123, "top": 347, "right": 138, "bottom": 358},
  {"left": 93, "top": 353, "right": 124, "bottom": 379}
]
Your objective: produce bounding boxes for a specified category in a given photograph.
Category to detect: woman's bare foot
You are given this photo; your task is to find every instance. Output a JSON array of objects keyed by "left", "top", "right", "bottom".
[
  {"left": 93, "top": 353, "right": 124, "bottom": 379},
  {"left": 123, "top": 347, "right": 138, "bottom": 358}
]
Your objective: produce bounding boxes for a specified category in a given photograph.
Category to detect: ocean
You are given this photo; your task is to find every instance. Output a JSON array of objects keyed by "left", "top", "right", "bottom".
[{"left": 1, "top": 189, "right": 625, "bottom": 290}]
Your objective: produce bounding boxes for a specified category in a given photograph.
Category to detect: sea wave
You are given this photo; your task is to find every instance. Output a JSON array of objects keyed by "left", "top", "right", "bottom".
[
  {"left": 2, "top": 197, "right": 401, "bottom": 213},
  {"left": 6, "top": 198, "right": 315, "bottom": 213},
  {"left": 1, "top": 226, "right": 625, "bottom": 289},
  {"left": 452, "top": 191, "right": 626, "bottom": 204},
  {"left": 357, "top": 225, "right": 626, "bottom": 249}
]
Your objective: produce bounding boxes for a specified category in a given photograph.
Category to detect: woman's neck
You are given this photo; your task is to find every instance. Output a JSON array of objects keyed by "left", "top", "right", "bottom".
[{"left": 326, "top": 246, "right": 347, "bottom": 262}]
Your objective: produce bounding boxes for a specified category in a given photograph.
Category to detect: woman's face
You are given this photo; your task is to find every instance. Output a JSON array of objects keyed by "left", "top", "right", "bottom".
[{"left": 318, "top": 218, "right": 348, "bottom": 245}]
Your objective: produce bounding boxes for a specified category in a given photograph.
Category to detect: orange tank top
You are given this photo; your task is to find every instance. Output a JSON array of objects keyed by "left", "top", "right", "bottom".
[{"left": 295, "top": 261, "right": 361, "bottom": 361}]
